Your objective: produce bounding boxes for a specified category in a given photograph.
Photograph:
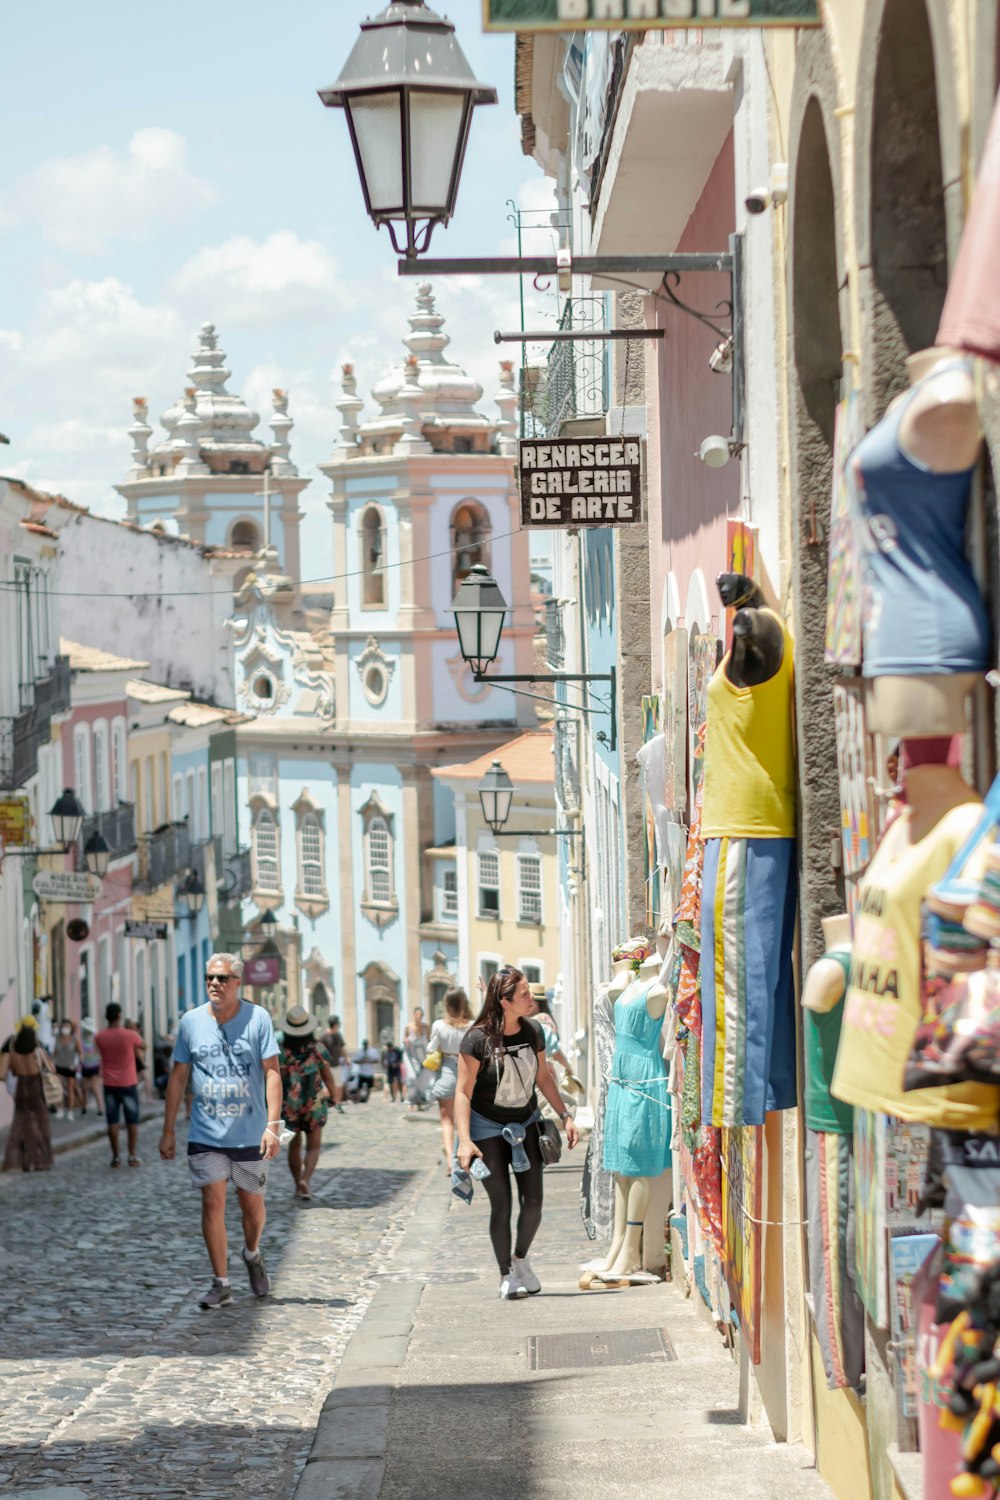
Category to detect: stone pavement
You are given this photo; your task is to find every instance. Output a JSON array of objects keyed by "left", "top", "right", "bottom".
[
  {"left": 0, "top": 1098, "right": 441, "bottom": 1499},
  {"left": 297, "top": 1147, "right": 836, "bottom": 1500}
]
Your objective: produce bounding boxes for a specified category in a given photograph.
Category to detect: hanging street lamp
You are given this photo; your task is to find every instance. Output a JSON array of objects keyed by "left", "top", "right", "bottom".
[
  {"left": 478, "top": 760, "right": 515, "bottom": 836},
  {"left": 50, "top": 788, "right": 85, "bottom": 852},
  {"left": 83, "top": 829, "right": 111, "bottom": 879},
  {"left": 181, "top": 869, "right": 206, "bottom": 917},
  {"left": 317, "top": 0, "right": 497, "bottom": 262},
  {"left": 448, "top": 567, "right": 618, "bottom": 751}
]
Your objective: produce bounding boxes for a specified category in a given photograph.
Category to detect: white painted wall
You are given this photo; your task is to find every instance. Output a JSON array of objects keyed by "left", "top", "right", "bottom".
[{"left": 56, "top": 510, "right": 235, "bottom": 706}]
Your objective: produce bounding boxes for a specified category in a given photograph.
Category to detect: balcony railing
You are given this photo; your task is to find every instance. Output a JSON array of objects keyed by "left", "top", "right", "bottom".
[
  {"left": 78, "top": 804, "right": 137, "bottom": 866},
  {"left": 544, "top": 598, "right": 566, "bottom": 671},
  {"left": 545, "top": 298, "right": 609, "bottom": 436},
  {"left": 218, "top": 846, "right": 252, "bottom": 905},
  {"left": 190, "top": 834, "right": 222, "bottom": 887},
  {"left": 0, "top": 655, "right": 71, "bottom": 789},
  {"left": 135, "top": 822, "right": 191, "bottom": 892}
]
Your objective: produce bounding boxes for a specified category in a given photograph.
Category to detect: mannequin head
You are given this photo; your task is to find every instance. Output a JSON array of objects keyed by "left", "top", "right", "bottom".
[{"left": 716, "top": 572, "right": 764, "bottom": 611}]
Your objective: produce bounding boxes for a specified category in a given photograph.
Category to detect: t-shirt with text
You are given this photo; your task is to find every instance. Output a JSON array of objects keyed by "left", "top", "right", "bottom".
[
  {"left": 460, "top": 1018, "right": 544, "bottom": 1125},
  {"left": 173, "top": 1001, "right": 279, "bottom": 1154},
  {"left": 94, "top": 1025, "right": 144, "bottom": 1088}
]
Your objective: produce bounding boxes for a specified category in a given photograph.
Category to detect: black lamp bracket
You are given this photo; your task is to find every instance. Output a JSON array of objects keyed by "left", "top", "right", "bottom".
[
  {"left": 473, "top": 666, "right": 616, "bottom": 753},
  {"left": 400, "top": 239, "right": 745, "bottom": 441}
]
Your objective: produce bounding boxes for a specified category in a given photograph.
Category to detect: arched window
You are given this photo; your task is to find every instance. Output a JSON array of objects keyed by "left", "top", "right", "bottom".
[
  {"left": 451, "top": 502, "right": 491, "bottom": 589},
  {"left": 292, "top": 791, "right": 328, "bottom": 917},
  {"left": 230, "top": 519, "right": 260, "bottom": 550},
  {"left": 252, "top": 806, "right": 281, "bottom": 895},
  {"left": 361, "top": 506, "right": 385, "bottom": 608}
]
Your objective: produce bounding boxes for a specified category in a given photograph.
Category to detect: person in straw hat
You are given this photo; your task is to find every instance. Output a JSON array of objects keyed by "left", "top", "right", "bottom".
[{"left": 278, "top": 1005, "right": 337, "bottom": 1204}]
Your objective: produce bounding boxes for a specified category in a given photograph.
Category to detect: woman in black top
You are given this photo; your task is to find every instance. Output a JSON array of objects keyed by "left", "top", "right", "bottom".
[{"left": 456, "top": 966, "right": 579, "bottom": 1300}]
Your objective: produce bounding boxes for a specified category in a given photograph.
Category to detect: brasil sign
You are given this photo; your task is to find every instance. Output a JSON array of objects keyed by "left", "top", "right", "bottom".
[{"left": 484, "top": 0, "right": 819, "bottom": 27}]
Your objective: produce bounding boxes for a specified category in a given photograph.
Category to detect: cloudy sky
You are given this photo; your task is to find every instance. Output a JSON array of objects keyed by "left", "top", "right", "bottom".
[{"left": 0, "top": 1, "right": 561, "bottom": 561}]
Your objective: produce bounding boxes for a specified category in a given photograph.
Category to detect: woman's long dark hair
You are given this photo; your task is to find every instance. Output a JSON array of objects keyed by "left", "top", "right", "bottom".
[
  {"left": 13, "top": 1024, "right": 38, "bottom": 1055},
  {"left": 472, "top": 966, "right": 524, "bottom": 1057}
]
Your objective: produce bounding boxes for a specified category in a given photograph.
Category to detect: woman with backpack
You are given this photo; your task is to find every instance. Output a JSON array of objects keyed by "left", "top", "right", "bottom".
[
  {"left": 456, "top": 967, "right": 579, "bottom": 1300},
  {"left": 279, "top": 1006, "right": 337, "bottom": 1203}
]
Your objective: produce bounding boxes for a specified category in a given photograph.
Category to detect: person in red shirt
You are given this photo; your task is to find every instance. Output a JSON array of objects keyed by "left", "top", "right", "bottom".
[{"left": 95, "top": 1003, "right": 145, "bottom": 1168}]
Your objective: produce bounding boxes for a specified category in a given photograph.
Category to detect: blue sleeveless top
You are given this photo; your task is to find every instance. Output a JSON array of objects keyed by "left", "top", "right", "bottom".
[{"left": 852, "top": 364, "right": 990, "bottom": 678}]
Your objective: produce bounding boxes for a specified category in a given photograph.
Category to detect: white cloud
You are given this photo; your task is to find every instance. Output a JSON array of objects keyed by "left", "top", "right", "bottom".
[
  {"left": 170, "top": 232, "right": 345, "bottom": 329},
  {"left": 0, "top": 128, "right": 216, "bottom": 255}
]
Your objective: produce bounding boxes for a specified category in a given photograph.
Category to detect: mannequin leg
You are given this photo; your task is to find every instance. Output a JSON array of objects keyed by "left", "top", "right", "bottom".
[
  {"left": 603, "top": 1177, "right": 650, "bottom": 1277},
  {"left": 595, "top": 1175, "right": 632, "bottom": 1272}
]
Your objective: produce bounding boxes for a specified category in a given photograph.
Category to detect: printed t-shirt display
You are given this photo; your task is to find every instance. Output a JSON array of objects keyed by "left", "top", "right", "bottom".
[
  {"left": 94, "top": 1025, "right": 143, "bottom": 1087},
  {"left": 851, "top": 360, "right": 990, "bottom": 678},
  {"left": 459, "top": 1019, "right": 543, "bottom": 1124},
  {"left": 173, "top": 1001, "right": 279, "bottom": 1158},
  {"left": 700, "top": 608, "right": 796, "bottom": 840},
  {"left": 832, "top": 788, "right": 1000, "bottom": 1129}
]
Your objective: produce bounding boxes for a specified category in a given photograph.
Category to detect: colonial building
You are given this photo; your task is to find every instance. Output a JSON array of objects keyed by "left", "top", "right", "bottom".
[{"left": 229, "top": 286, "right": 536, "bottom": 1046}]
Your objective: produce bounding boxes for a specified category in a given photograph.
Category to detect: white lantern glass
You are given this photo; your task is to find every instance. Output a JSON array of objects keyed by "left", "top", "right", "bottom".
[
  {"left": 409, "top": 91, "right": 467, "bottom": 212},
  {"left": 479, "top": 762, "right": 514, "bottom": 833},
  {"left": 348, "top": 92, "right": 404, "bottom": 213}
]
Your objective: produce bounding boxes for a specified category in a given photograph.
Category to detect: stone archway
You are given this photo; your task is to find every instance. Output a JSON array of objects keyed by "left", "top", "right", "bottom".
[
  {"left": 787, "top": 37, "right": 848, "bottom": 972},
  {"left": 854, "top": 0, "right": 955, "bottom": 418}
]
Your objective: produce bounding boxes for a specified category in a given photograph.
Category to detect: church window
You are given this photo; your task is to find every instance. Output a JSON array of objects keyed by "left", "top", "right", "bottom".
[
  {"left": 368, "top": 818, "right": 390, "bottom": 902},
  {"left": 361, "top": 506, "right": 386, "bottom": 608},
  {"left": 301, "top": 817, "right": 324, "bottom": 895},
  {"left": 252, "top": 806, "right": 281, "bottom": 896},
  {"left": 451, "top": 502, "right": 491, "bottom": 590},
  {"left": 359, "top": 793, "right": 398, "bottom": 927},
  {"left": 363, "top": 664, "right": 387, "bottom": 706},
  {"left": 253, "top": 674, "right": 275, "bottom": 702},
  {"left": 230, "top": 519, "right": 260, "bottom": 550}
]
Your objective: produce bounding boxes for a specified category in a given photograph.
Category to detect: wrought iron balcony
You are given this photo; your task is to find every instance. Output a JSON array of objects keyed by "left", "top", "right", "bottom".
[
  {"left": 218, "top": 846, "right": 252, "bottom": 905},
  {"left": 544, "top": 598, "right": 566, "bottom": 672},
  {"left": 78, "top": 804, "right": 137, "bottom": 866},
  {"left": 189, "top": 834, "right": 222, "bottom": 887},
  {"left": 544, "top": 298, "right": 609, "bottom": 436},
  {"left": 135, "top": 821, "right": 191, "bottom": 892},
  {"left": 0, "top": 655, "right": 71, "bottom": 789}
]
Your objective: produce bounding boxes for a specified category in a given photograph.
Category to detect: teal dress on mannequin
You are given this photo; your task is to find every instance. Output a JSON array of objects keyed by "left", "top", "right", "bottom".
[{"left": 602, "top": 985, "right": 672, "bottom": 1177}]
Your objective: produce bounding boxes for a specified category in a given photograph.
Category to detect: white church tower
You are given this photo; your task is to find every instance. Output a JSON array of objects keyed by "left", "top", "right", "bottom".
[{"left": 115, "top": 323, "right": 310, "bottom": 583}]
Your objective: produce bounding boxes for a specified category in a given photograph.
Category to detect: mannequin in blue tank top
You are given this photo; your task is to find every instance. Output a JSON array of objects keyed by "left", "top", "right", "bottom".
[{"left": 854, "top": 348, "right": 988, "bottom": 736}]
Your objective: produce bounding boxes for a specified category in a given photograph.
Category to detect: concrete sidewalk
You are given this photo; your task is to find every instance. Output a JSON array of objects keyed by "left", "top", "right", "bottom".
[
  {"left": 0, "top": 1098, "right": 160, "bottom": 1162},
  {"left": 295, "top": 1147, "right": 833, "bottom": 1500}
]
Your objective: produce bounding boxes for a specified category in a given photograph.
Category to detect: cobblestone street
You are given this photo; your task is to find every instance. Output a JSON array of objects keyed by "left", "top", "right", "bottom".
[{"left": 0, "top": 1103, "right": 441, "bottom": 1499}]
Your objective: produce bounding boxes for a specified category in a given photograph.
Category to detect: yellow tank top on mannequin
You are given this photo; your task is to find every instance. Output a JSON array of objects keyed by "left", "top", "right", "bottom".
[{"left": 701, "top": 609, "right": 796, "bottom": 840}]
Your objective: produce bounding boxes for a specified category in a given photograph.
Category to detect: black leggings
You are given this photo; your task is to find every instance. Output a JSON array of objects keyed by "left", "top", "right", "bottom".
[{"left": 477, "top": 1124, "right": 544, "bottom": 1275}]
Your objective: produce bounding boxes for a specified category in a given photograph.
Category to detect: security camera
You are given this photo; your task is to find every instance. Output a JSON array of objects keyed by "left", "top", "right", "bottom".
[
  {"left": 746, "top": 186, "right": 771, "bottom": 215},
  {"left": 746, "top": 163, "right": 788, "bottom": 216}
]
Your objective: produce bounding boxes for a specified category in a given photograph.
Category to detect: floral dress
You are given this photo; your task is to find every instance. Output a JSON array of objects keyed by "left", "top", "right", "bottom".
[{"left": 280, "top": 1042, "right": 333, "bottom": 1132}]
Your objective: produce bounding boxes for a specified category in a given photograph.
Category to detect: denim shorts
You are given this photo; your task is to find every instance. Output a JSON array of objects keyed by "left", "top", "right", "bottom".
[
  {"left": 104, "top": 1084, "right": 140, "bottom": 1126},
  {"left": 431, "top": 1057, "right": 458, "bottom": 1101}
]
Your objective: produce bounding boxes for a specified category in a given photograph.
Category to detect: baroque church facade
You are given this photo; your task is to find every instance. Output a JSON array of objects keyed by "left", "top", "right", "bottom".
[{"left": 121, "top": 289, "right": 536, "bottom": 1045}]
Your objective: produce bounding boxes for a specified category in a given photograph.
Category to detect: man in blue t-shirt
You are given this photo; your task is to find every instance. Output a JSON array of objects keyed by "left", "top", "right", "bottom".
[{"left": 159, "top": 952, "right": 282, "bottom": 1310}]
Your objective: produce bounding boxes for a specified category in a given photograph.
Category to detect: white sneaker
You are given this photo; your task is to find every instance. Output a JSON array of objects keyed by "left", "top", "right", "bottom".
[
  {"left": 499, "top": 1269, "right": 528, "bottom": 1300},
  {"left": 512, "top": 1255, "right": 541, "bottom": 1294}
]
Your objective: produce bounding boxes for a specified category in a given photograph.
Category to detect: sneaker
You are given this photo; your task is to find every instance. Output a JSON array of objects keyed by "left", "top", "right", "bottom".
[
  {"left": 199, "top": 1278, "right": 233, "bottom": 1311},
  {"left": 512, "top": 1255, "right": 541, "bottom": 1295},
  {"left": 499, "top": 1269, "right": 528, "bottom": 1300},
  {"left": 242, "top": 1248, "right": 271, "bottom": 1298}
]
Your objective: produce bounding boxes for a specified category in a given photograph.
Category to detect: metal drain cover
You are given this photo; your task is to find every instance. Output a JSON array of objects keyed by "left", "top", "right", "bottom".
[{"left": 528, "top": 1327, "right": 677, "bottom": 1371}]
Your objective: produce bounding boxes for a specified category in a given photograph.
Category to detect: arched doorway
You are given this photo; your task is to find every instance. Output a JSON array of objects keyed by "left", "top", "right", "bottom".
[
  {"left": 788, "top": 77, "right": 846, "bottom": 971},
  {"left": 360, "top": 961, "right": 399, "bottom": 1047},
  {"left": 867, "top": 0, "right": 948, "bottom": 415}
]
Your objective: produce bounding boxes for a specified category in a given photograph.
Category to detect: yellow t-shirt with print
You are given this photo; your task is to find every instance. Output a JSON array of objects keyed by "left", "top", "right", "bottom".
[{"left": 832, "top": 793, "right": 1000, "bottom": 1130}]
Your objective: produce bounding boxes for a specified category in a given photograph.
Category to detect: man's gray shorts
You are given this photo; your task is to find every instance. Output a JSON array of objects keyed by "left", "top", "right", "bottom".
[{"left": 188, "top": 1150, "right": 270, "bottom": 1195}]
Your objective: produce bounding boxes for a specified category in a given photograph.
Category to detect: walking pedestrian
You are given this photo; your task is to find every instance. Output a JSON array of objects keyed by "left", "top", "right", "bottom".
[
  {"left": 279, "top": 1005, "right": 336, "bottom": 1203},
  {"left": 95, "top": 1003, "right": 145, "bottom": 1168},
  {"left": 320, "top": 1015, "right": 347, "bottom": 1112},
  {"left": 349, "top": 1039, "right": 380, "bottom": 1102},
  {"left": 52, "top": 1019, "right": 81, "bottom": 1119},
  {"left": 0, "top": 1021, "right": 55, "bottom": 1172},
  {"left": 158, "top": 953, "right": 283, "bottom": 1310},
  {"left": 426, "top": 986, "right": 474, "bottom": 1174},
  {"left": 403, "top": 1007, "right": 429, "bottom": 1111},
  {"left": 455, "top": 966, "right": 579, "bottom": 1300},
  {"left": 381, "top": 1034, "right": 405, "bottom": 1102},
  {"left": 78, "top": 1018, "right": 103, "bottom": 1117}
]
